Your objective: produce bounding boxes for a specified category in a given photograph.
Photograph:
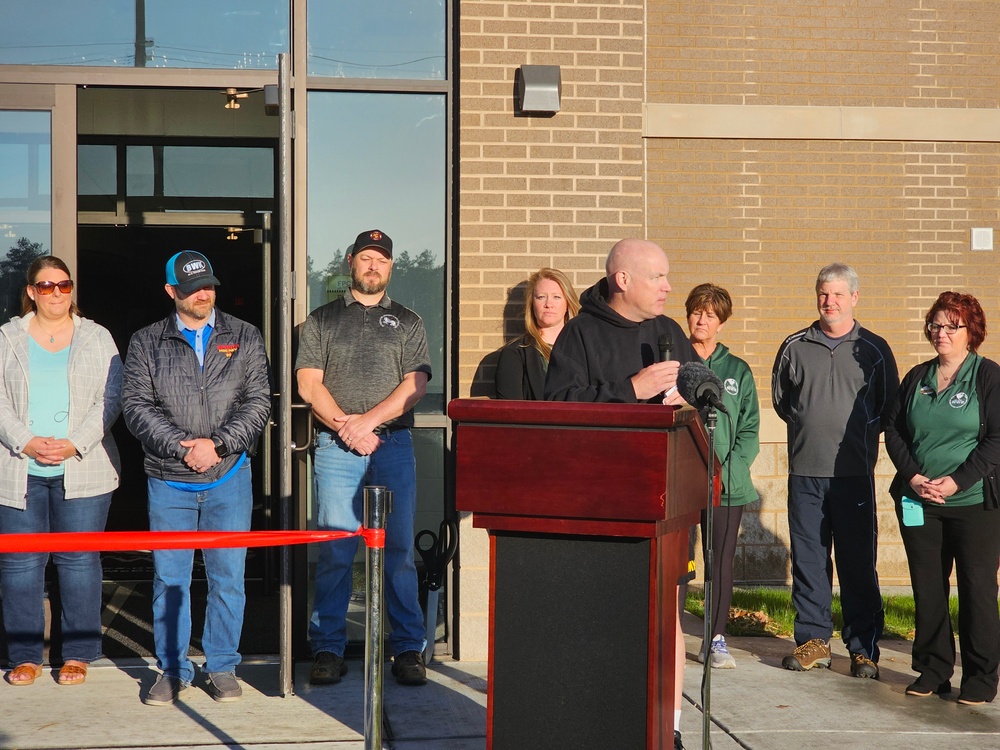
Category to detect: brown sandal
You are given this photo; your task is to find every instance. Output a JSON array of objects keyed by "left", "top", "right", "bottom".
[
  {"left": 8, "top": 663, "right": 43, "bottom": 686},
  {"left": 58, "top": 661, "right": 88, "bottom": 686}
]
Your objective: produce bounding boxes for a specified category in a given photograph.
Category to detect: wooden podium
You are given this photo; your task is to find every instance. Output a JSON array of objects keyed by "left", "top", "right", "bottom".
[{"left": 449, "top": 399, "right": 716, "bottom": 750}]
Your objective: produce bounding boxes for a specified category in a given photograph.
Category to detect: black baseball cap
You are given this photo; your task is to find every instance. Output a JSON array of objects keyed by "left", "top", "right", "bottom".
[
  {"left": 352, "top": 229, "right": 392, "bottom": 259},
  {"left": 165, "top": 250, "right": 221, "bottom": 294}
]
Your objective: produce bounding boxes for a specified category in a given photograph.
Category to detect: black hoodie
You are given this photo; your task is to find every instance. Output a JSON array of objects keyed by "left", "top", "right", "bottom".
[{"left": 543, "top": 278, "right": 696, "bottom": 403}]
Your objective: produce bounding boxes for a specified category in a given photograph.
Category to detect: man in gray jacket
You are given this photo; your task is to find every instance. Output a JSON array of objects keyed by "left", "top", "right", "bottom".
[
  {"left": 122, "top": 250, "right": 271, "bottom": 706},
  {"left": 771, "top": 263, "right": 898, "bottom": 681}
]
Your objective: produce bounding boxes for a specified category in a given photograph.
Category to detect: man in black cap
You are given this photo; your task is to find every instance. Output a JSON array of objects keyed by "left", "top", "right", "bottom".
[
  {"left": 296, "top": 229, "right": 432, "bottom": 686},
  {"left": 122, "top": 250, "right": 271, "bottom": 706}
]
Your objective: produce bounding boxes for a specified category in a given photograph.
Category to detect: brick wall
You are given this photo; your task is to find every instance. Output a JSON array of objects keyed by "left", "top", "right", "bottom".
[{"left": 455, "top": 0, "right": 1000, "bottom": 658}]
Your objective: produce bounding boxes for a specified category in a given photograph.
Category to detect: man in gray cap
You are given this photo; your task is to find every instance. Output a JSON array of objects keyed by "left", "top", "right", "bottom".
[
  {"left": 122, "top": 250, "right": 271, "bottom": 706},
  {"left": 296, "top": 229, "right": 432, "bottom": 686}
]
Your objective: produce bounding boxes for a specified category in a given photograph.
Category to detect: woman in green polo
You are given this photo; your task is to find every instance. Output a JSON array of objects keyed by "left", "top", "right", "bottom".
[{"left": 884, "top": 291, "right": 1000, "bottom": 705}]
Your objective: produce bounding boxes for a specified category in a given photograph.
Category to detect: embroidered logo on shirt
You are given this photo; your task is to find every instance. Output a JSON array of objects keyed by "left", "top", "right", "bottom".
[
  {"left": 217, "top": 343, "right": 239, "bottom": 358},
  {"left": 379, "top": 314, "right": 400, "bottom": 329},
  {"left": 724, "top": 378, "right": 739, "bottom": 396},
  {"left": 950, "top": 392, "right": 969, "bottom": 408}
]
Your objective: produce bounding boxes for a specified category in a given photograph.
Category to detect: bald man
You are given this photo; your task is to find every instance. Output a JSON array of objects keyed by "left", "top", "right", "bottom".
[
  {"left": 544, "top": 238, "right": 697, "bottom": 750},
  {"left": 544, "top": 238, "right": 695, "bottom": 403}
]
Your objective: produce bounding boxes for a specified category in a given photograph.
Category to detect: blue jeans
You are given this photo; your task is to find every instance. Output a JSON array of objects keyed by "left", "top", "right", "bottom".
[
  {"left": 310, "top": 429, "right": 424, "bottom": 658},
  {"left": 0, "top": 475, "right": 112, "bottom": 665},
  {"left": 147, "top": 462, "right": 252, "bottom": 684}
]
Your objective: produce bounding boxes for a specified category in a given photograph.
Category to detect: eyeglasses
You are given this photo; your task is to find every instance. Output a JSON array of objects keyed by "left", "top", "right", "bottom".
[
  {"left": 927, "top": 322, "right": 966, "bottom": 335},
  {"left": 32, "top": 280, "right": 74, "bottom": 295}
]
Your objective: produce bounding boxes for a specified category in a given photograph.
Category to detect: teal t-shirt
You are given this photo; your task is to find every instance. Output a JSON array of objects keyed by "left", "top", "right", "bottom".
[
  {"left": 906, "top": 353, "right": 983, "bottom": 507},
  {"left": 27, "top": 338, "right": 70, "bottom": 477}
]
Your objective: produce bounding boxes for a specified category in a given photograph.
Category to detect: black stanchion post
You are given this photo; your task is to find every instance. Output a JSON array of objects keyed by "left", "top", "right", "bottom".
[
  {"left": 364, "top": 485, "right": 391, "bottom": 750},
  {"left": 702, "top": 408, "right": 717, "bottom": 750}
]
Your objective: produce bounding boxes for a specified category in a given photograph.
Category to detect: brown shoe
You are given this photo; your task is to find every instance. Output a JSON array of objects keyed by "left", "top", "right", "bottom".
[
  {"left": 58, "top": 661, "right": 88, "bottom": 686},
  {"left": 781, "top": 639, "right": 832, "bottom": 671},
  {"left": 849, "top": 653, "right": 879, "bottom": 679},
  {"left": 7, "top": 663, "right": 43, "bottom": 686}
]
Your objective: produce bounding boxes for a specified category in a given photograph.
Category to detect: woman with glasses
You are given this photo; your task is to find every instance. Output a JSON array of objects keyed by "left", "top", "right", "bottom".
[
  {"left": 884, "top": 291, "right": 1000, "bottom": 705},
  {"left": 495, "top": 267, "right": 580, "bottom": 400},
  {"left": 0, "top": 256, "right": 122, "bottom": 687}
]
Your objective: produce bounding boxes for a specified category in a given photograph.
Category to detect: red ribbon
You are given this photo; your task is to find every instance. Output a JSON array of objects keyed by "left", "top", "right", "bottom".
[{"left": 0, "top": 527, "right": 385, "bottom": 554}]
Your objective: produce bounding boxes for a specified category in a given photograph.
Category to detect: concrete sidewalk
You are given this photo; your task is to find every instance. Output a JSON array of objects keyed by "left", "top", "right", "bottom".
[{"left": 2, "top": 613, "right": 997, "bottom": 749}]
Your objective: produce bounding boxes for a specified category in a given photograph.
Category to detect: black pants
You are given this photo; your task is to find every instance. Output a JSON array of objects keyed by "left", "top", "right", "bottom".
[
  {"left": 701, "top": 504, "right": 745, "bottom": 638},
  {"left": 897, "top": 501, "right": 1000, "bottom": 701},
  {"left": 787, "top": 475, "right": 884, "bottom": 660}
]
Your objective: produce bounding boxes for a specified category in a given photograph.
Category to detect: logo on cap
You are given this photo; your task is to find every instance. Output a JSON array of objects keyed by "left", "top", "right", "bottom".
[
  {"left": 370, "top": 231, "right": 383, "bottom": 241},
  {"left": 184, "top": 260, "right": 207, "bottom": 274}
]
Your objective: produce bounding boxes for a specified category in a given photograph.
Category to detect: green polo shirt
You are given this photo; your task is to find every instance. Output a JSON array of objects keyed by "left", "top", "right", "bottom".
[{"left": 907, "top": 353, "right": 983, "bottom": 507}]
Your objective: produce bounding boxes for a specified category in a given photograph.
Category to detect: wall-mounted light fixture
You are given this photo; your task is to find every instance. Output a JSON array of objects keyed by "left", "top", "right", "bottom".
[{"left": 515, "top": 65, "right": 561, "bottom": 116}]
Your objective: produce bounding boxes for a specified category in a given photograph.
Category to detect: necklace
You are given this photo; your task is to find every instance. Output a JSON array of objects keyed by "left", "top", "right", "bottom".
[{"left": 36, "top": 318, "right": 70, "bottom": 344}]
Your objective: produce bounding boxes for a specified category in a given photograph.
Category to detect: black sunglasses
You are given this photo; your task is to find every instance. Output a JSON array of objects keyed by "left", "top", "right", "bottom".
[{"left": 32, "top": 280, "right": 74, "bottom": 295}]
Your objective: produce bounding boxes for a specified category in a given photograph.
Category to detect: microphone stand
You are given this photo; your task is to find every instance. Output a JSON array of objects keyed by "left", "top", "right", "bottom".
[{"left": 701, "top": 408, "right": 717, "bottom": 750}]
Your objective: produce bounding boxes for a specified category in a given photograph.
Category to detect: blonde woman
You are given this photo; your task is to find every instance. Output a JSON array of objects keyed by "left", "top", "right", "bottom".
[{"left": 495, "top": 268, "right": 580, "bottom": 400}]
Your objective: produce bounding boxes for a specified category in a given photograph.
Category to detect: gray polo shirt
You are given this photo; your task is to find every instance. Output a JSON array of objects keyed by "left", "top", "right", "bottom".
[{"left": 295, "top": 289, "right": 432, "bottom": 431}]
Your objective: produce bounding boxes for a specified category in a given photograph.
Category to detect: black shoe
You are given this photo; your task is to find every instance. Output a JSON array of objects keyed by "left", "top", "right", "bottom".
[
  {"left": 905, "top": 680, "right": 951, "bottom": 697},
  {"left": 674, "top": 730, "right": 684, "bottom": 750},
  {"left": 205, "top": 671, "right": 243, "bottom": 702},
  {"left": 143, "top": 674, "right": 187, "bottom": 706},
  {"left": 957, "top": 692, "right": 994, "bottom": 705},
  {"left": 849, "top": 652, "right": 879, "bottom": 679},
  {"left": 391, "top": 650, "right": 428, "bottom": 686},
  {"left": 310, "top": 651, "right": 347, "bottom": 685}
]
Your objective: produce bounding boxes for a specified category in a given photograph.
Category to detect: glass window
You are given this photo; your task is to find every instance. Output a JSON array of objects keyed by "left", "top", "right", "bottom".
[
  {"left": 78, "top": 145, "right": 117, "bottom": 197},
  {"left": 0, "top": 0, "right": 288, "bottom": 69},
  {"left": 163, "top": 146, "right": 274, "bottom": 198},
  {"left": 308, "top": 0, "right": 446, "bottom": 80},
  {"left": 307, "top": 92, "right": 446, "bottom": 413},
  {"left": 0, "top": 111, "right": 51, "bottom": 324}
]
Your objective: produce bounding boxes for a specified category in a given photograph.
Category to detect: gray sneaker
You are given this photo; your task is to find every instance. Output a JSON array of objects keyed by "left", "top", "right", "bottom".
[
  {"left": 206, "top": 671, "right": 243, "bottom": 702},
  {"left": 143, "top": 674, "right": 187, "bottom": 706},
  {"left": 781, "top": 639, "right": 832, "bottom": 671},
  {"left": 698, "top": 636, "right": 736, "bottom": 669}
]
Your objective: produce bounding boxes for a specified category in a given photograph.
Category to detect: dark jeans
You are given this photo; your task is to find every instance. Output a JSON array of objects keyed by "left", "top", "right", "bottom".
[
  {"left": 701, "top": 504, "right": 745, "bottom": 638},
  {"left": 787, "top": 475, "right": 883, "bottom": 660},
  {"left": 0, "top": 475, "right": 112, "bottom": 665},
  {"left": 897, "top": 501, "right": 1000, "bottom": 701}
]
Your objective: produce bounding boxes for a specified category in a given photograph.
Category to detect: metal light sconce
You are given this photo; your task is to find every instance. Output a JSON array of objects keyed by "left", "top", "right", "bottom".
[
  {"left": 223, "top": 88, "right": 249, "bottom": 109},
  {"left": 515, "top": 65, "right": 561, "bottom": 116}
]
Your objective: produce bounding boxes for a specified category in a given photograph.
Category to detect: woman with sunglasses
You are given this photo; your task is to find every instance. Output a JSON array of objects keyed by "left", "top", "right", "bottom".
[
  {"left": 0, "top": 256, "right": 122, "bottom": 687},
  {"left": 884, "top": 291, "right": 1000, "bottom": 705}
]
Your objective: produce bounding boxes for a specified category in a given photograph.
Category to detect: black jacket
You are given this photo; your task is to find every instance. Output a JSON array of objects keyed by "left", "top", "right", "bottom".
[
  {"left": 883, "top": 355, "right": 1000, "bottom": 509},
  {"left": 495, "top": 335, "right": 547, "bottom": 400},
  {"left": 543, "top": 278, "right": 696, "bottom": 403},
  {"left": 121, "top": 310, "right": 272, "bottom": 482}
]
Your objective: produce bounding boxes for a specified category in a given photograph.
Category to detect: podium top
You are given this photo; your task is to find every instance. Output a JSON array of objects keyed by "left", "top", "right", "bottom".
[
  {"left": 449, "top": 398, "right": 714, "bottom": 536},
  {"left": 448, "top": 398, "right": 698, "bottom": 430}
]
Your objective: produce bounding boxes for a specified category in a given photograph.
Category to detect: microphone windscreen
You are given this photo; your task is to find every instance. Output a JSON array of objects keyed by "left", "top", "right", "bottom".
[
  {"left": 677, "top": 361, "right": 724, "bottom": 406},
  {"left": 676, "top": 361, "right": 705, "bottom": 405}
]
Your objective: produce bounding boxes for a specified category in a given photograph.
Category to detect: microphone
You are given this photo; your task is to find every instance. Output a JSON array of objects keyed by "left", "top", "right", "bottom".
[
  {"left": 676, "top": 361, "right": 729, "bottom": 414},
  {"left": 657, "top": 334, "right": 672, "bottom": 363}
]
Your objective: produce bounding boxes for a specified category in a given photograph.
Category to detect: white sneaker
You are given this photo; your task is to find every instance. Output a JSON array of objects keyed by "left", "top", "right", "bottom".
[{"left": 698, "top": 636, "right": 736, "bottom": 669}]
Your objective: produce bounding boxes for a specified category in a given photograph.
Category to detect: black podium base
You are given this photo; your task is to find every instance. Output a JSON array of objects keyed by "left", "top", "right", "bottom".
[{"left": 491, "top": 532, "right": 651, "bottom": 750}]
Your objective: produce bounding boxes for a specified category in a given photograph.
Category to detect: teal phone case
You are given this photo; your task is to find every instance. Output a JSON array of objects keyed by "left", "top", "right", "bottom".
[{"left": 901, "top": 495, "right": 924, "bottom": 527}]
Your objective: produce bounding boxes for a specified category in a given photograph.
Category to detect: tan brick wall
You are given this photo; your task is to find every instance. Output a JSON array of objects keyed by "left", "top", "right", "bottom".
[
  {"left": 455, "top": 0, "right": 1000, "bottom": 658},
  {"left": 647, "top": 1, "right": 1000, "bottom": 108},
  {"left": 459, "top": 0, "right": 647, "bottom": 397}
]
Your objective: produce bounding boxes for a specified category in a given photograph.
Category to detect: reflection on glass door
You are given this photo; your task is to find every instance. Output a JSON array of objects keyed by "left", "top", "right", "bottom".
[{"left": 0, "top": 110, "right": 51, "bottom": 325}]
